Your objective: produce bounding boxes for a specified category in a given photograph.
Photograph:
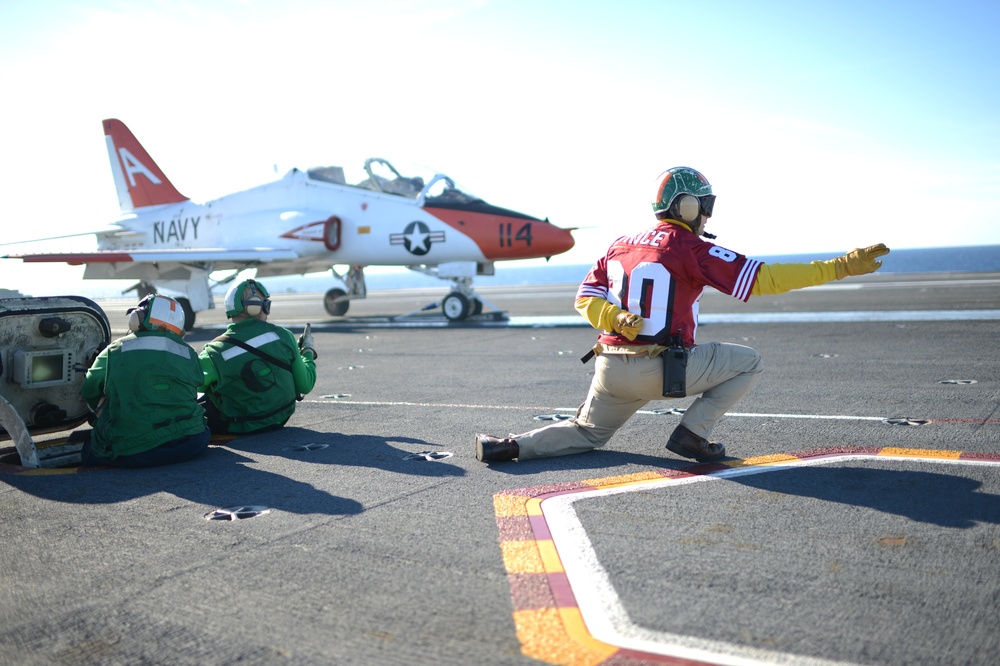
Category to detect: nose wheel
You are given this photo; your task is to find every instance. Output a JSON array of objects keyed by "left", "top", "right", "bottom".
[
  {"left": 441, "top": 293, "right": 468, "bottom": 320},
  {"left": 441, "top": 293, "right": 484, "bottom": 321}
]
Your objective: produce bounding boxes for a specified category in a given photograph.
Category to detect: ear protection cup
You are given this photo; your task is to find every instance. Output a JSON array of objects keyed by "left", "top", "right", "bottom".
[
  {"left": 127, "top": 308, "right": 144, "bottom": 333},
  {"left": 242, "top": 280, "right": 270, "bottom": 317},
  {"left": 127, "top": 295, "right": 154, "bottom": 333},
  {"left": 673, "top": 194, "right": 701, "bottom": 223},
  {"left": 225, "top": 279, "right": 272, "bottom": 318}
]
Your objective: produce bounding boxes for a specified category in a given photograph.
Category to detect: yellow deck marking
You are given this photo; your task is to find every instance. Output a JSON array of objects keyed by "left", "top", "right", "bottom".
[
  {"left": 494, "top": 446, "right": 1000, "bottom": 665},
  {"left": 501, "top": 540, "right": 546, "bottom": 574},
  {"left": 514, "top": 608, "right": 617, "bottom": 666},
  {"left": 879, "top": 447, "right": 963, "bottom": 459}
]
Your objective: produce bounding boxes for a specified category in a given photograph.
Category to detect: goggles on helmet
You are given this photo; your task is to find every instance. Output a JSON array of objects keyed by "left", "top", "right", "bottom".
[{"left": 699, "top": 195, "right": 716, "bottom": 218}]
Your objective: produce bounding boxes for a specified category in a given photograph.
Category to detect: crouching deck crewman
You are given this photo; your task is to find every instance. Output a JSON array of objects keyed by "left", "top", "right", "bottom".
[{"left": 476, "top": 166, "right": 889, "bottom": 464}]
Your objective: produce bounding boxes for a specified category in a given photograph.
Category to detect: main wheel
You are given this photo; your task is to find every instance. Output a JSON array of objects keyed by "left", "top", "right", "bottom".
[
  {"left": 324, "top": 288, "right": 350, "bottom": 316},
  {"left": 175, "top": 297, "right": 196, "bottom": 331},
  {"left": 442, "top": 293, "right": 470, "bottom": 321}
]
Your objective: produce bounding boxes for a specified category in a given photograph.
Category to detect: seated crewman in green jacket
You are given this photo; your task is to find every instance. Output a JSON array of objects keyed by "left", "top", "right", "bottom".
[
  {"left": 81, "top": 294, "right": 210, "bottom": 467},
  {"left": 198, "top": 279, "right": 317, "bottom": 435}
]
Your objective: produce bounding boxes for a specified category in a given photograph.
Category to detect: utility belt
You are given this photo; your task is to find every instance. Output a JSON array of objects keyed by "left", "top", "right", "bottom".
[{"left": 581, "top": 336, "right": 688, "bottom": 398}]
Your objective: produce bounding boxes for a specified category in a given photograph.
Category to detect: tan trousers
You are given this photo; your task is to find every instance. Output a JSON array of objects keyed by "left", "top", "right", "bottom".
[{"left": 513, "top": 342, "right": 763, "bottom": 460}]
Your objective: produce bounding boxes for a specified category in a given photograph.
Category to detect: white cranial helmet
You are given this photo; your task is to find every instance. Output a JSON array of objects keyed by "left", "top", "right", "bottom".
[{"left": 127, "top": 294, "right": 186, "bottom": 335}]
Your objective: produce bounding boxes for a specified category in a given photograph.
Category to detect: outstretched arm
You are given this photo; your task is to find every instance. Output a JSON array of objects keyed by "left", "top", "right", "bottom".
[{"left": 752, "top": 244, "right": 889, "bottom": 296}]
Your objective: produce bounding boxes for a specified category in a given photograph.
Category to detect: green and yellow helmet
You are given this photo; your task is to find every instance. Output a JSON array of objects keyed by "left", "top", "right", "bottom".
[{"left": 651, "top": 167, "right": 715, "bottom": 221}]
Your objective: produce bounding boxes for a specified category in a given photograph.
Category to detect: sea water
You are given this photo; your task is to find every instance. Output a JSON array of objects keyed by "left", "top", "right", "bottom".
[
  {"left": 350, "top": 244, "right": 1000, "bottom": 291},
  {"left": 7, "top": 244, "right": 996, "bottom": 298}
]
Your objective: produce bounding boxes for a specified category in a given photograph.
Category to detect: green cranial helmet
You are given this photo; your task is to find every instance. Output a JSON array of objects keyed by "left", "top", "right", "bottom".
[
  {"left": 225, "top": 279, "right": 271, "bottom": 318},
  {"left": 651, "top": 167, "right": 714, "bottom": 219}
]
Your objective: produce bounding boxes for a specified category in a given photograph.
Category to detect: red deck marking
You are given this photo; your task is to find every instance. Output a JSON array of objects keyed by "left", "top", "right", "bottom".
[{"left": 493, "top": 446, "right": 1000, "bottom": 665}]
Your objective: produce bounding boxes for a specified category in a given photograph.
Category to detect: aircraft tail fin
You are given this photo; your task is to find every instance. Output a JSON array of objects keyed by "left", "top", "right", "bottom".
[{"left": 103, "top": 118, "right": 188, "bottom": 210}]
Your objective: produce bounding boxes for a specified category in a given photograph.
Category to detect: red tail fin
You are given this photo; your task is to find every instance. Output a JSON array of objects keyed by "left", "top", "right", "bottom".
[{"left": 103, "top": 118, "right": 188, "bottom": 209}]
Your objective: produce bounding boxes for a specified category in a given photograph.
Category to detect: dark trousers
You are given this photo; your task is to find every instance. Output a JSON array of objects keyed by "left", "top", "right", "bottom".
[
  {"left": 82, "top": 427, "right": 211, "bottom": 468},
  {"left": 200, "top": 398, "right": 287, "bottom": 436},
  {"left": 201, "top": 399, "right": 231, "bottom": 435}
]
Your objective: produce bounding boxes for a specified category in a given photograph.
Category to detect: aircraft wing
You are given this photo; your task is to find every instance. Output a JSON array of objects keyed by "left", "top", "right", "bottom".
[
  {"left": 0, "top": 227, "right": 128, "bottom": 246},
  {"left": 2, "top": 247, "right": 340, "bottom": 283},
  {"left": 4, "top": 248, "right": 300, "bottom": 267}
]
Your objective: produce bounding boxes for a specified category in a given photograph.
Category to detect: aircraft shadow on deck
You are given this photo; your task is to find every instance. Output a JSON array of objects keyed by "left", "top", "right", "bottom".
[{"left": 728, "top": 464, "right": 1000, "bottom": 528}]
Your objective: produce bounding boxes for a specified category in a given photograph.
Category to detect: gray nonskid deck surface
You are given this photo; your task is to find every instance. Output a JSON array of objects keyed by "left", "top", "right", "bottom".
[{"left": 1, "top": 273, "right": 998, "bottom": 666}]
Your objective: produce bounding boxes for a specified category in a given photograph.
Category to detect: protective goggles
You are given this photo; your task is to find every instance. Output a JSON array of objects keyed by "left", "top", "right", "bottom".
[{"left": 699, "top": 195, "right": 716, "bottom": 218}]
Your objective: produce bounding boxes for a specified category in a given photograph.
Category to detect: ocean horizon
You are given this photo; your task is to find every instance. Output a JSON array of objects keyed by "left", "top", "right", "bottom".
[
  {"left": 4, "top": 244, "right": 997, "bottom": 299},
  {"left": 286, "top": 243, "right": 1000, "bottom": 293}
]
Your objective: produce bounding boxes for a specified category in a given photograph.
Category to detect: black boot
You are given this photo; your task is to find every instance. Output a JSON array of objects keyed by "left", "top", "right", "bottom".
[
  {"left": 666, "top": 424, "right": 725, "bottom": 462},
  {"left": 475, "top": 434, "right": 519, "bottom": 462}
]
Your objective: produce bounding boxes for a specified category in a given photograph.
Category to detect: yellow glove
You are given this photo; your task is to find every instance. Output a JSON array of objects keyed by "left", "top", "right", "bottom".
[
  {"left": 575, "top": 297, "right": 643, "bottom": 340},
  {"left": 612, "top": 311, "right": 643, "bottom": 341},
  {"left": 829, "top": 243, "right": 890, "bottom": 279}
]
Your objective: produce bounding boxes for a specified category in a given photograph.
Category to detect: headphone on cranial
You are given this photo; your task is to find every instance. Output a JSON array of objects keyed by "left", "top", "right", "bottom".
[
  {"left": 670, "top": 193, "right": 716, "bottom": 224},
  {"left": 239, "top": 279, "right": 271, "bottom": 317},
  {"left": 671, "top": 194, "right": 703, "bottom": 224},
  {"left": 127, "top": 295, "right": 154, "bottom": 333}
]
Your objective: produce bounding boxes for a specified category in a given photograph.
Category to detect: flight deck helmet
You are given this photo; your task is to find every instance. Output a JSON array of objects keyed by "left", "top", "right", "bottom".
[
  {"left": 651, "top": 167, "right": 716, "bottom": 223},
  {"left": 127, "top": 294, "right": 186, "bottom": 336},
  {"left": 225, "top": 279, "right": 271, "bottom": 318}
]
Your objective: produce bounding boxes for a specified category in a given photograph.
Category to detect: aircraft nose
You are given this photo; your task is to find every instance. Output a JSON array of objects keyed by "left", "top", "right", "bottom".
[
  {"left": 543, "top": 221, "right": 575, "bottom": 257},
  {"left": 423, "top": 204, "right": 576, "bottom": 261},
  {"left": 500, "top": 216, "right": 575, "bottom": 260}
]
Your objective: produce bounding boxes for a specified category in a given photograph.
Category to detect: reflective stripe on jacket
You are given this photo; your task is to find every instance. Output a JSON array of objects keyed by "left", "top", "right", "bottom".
[
  {"left": 81, "top": 331, "right": 206, "bottom": 459},
  {"left": 198, "top": 319, "right": 316, "bottom": 433}
]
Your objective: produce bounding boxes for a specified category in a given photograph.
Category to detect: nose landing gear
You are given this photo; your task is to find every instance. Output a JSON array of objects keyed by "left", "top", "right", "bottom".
[{"left": 442, "top": 291, "right": 485, "bottom": 321}]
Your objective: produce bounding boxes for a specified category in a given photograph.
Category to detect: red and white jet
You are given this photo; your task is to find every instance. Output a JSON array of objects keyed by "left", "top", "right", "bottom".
[{"left": 3, "top": 119, "right": 575, "bottom": 328}]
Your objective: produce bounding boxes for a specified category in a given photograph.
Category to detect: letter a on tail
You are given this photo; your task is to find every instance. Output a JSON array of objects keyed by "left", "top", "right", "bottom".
[{"left": 103, "top": 118, "right": 188, "bottom": 210}]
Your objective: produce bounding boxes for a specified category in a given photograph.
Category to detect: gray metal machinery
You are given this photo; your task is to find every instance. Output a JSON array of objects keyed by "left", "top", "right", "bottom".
[{"left": 0, "top": 296, "right": 111, "bottom": 468}]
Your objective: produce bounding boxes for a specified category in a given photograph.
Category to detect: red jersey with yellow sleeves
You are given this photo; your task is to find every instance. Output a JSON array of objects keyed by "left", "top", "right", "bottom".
[{"left": 576, "top": 222, "right": 761, "bottom": 348}]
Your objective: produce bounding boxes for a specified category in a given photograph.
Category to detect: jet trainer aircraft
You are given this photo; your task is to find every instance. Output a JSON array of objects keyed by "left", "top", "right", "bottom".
[{"left": 2, "top": 119, "right": 575, "bottom": 329}]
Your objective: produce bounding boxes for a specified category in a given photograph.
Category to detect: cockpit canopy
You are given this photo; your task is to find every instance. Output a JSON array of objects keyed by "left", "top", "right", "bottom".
[{"left": 305, "top": 158, "right": 481, "bottom": 206}]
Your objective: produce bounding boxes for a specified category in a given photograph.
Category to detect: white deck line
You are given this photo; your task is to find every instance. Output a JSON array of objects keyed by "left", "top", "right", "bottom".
[{"left": 540, "top": 454, "right": 1000, "bottom": 666}]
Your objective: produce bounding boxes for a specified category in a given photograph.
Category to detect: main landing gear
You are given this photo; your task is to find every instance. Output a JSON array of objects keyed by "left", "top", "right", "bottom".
[
  {"left": 323, "top": 265, "right": 365, "bottom": 318},
  {"left": 323, "top": 288, "right": 350, "bottom": 317}
]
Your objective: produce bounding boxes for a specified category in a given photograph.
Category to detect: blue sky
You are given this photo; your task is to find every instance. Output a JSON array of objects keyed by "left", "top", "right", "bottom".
[{"left": 1, "top": 0, "right": 998, "bottom": 295}]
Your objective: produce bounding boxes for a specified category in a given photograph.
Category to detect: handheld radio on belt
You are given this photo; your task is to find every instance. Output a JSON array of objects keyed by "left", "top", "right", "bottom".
[{"left": 662, "top": 330, "right": 688, "bottom": 398}]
